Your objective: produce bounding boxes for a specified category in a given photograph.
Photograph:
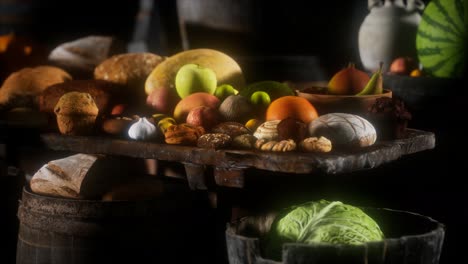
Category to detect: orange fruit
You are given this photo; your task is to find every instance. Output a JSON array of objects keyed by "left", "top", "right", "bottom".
[
  {"left": 266, "top": 96, "right": 318, "bottom": 123},
  {"left": 410, "top": 69, "right": 423, "bottom": 77}
]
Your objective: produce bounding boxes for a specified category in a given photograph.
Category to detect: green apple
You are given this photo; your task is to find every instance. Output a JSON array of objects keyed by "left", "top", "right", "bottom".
[
  {"left": 175, "top": 64, "right": 217, "bottom": 98},
  {"left": 213, "top": 84, "right": 239, "bottom": 101},
  {"left": 250, "top": 91, "right": 271, "bottom": 108}
]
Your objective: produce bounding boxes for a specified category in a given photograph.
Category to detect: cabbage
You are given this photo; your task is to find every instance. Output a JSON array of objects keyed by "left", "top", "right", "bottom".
[{"left": 264, "top": 200, "right": 384, "bottom": 260}]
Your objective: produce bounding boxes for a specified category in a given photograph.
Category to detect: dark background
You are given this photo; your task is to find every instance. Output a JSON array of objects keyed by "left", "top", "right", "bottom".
[
  {"left": 1, "top": 1, "right": 465, "bottom": 264},
  {"left": 1, "top": 0, "right": 379, "bottom": 79}
]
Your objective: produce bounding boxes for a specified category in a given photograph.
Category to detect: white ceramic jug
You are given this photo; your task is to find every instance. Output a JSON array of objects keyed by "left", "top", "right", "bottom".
[{"left": 358, "top": 0, "right": 424, "bottom": 71}]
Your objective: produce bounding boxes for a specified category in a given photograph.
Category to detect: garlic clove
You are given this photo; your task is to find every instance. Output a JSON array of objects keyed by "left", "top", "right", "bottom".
[{"left": 128, "top": 117, "right": 158, "bottom": 140}]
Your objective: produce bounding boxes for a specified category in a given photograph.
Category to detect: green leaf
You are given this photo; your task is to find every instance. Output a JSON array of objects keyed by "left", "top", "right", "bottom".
[{"left": 264, "top": 200, "right": 384, "bottom": 260}]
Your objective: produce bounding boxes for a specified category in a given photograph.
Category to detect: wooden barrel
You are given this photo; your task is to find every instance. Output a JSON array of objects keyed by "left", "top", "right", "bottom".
[
  {"left": 226, "top": 208, "right": 445, "bottom": 264},
  {"left": 16, "top": 184, "right": 216, "bottom": 264},
  {"left": 0, "top": 166, "right": 24, "bottom": 264}
]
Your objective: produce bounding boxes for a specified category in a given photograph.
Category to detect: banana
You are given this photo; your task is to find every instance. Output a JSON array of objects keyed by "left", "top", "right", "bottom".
[
  {"left": 158, "top": 117, "right": 176, "bottom": 134},
  {"left": 356, "top": 62, "right": 384, "bottom": 96}
]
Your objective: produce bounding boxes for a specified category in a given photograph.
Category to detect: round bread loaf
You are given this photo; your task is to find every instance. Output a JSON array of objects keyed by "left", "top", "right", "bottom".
[
  {"left": 39, "top": 79, "right": 124, "bottom": 114},
  {"left": 308, "top": 113, "right": 376, "bottom": 147},
  {"left": 211, "top": 122, "right": 250, "bottom": 138},
  {"left": 54, "top": 92, "right": 99, "bottom": 135},
  {"left": 94, "top": 53, "right": 165, "bottom": 102},
  {"left": 197, "top": 133, "right": 232, "bottom": 149},
  {"left": 0, "top": 66, "right": 71, "bottom": 110}
]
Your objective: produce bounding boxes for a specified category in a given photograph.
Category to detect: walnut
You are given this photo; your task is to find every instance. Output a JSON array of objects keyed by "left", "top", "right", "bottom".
[
  {"left": 299, "top": 136, "right": 332, "bottom": 153},
  {"left": 255, "top": 139, "right": 296, "bottom": 152}
]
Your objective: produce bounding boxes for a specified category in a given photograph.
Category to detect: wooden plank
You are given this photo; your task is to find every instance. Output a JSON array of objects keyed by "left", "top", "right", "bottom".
[{"left": 39, "top": 129, "right": 435, "bottom": 176}]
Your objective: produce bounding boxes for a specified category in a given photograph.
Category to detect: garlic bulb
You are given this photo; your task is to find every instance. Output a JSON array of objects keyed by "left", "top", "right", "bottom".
[{"left": 128, "top": 117, "right": 158, "bottom": 140}]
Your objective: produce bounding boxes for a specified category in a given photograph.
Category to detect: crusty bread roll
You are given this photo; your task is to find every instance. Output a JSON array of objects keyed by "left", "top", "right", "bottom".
[
  {"left": 38, "top": 79, "right": 124, "bottom": 114},
  {"left": 253, "top": 120, "right": 280, "bottom": 141},
  {"left": 30, "top": 154, "right": 99, "bottom": 198},
  {"left": 48, "top": 35, "right": 114, "bottom": 73},
  {"left": 94, "top": 53, "right": 165, "bottom": 102},
  {"left": 0, "top": 66, "right": 71, "bottom": 110},
  {"left": 308, "top": 113, "right": 377, "bottom": 147},
  {"left": 54, "top": 92, "right": 99, "bottom": 135}
]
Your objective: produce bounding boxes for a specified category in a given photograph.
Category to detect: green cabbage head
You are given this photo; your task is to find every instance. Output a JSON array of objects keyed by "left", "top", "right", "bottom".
[{"left": 264, "top": 200, "right": 384, "bottom": 260}]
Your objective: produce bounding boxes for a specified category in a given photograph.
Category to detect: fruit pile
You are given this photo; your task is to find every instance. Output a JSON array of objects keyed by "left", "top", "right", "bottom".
[
  {"left": 1, "top": 45, "right": 404, "bottom": 150},
  {"left": 98, "top": 49, "right": 381, "bottom": 151}
]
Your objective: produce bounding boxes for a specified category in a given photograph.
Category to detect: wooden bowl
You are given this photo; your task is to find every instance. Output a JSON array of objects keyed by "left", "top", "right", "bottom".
[{"left": 296, "top": 84, "right": 392, "bottom": 116}]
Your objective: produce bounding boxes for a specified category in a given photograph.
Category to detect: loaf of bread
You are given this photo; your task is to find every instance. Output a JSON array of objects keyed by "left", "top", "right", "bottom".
[
  {"left": 0, "top": 66, "right": 72, "bottom": 110},
  {"left": 30, "top": 154, "right": 148, "bottom": 199},
  {"left": 94, "top": 53, "right": 165, "bottom": 102},
  {"left": 48, "top": 35, "right": 114, "bottom": 73},
  {"left": 211, "top": 122, "right": 250, "bottom": 138},
  {"left": 197, "top": 133, "right": 232, "bottom": 149},
  {"left": 308, "top": 113, "right": 377, "bottom": 147},
  {"left": 232, "top": 134, "right": 257, "bottom": 149},
  {"left": 38, "top": 79, "right": 124, "bottom": 114},
  {"left": 30, "top": 154, "right": 99, "bottom": 198},
  {"left": 253, "top": 120, "right": 280, "bottom": 141},
  {"left": 54, "top": 92, "right": 99, "bottom": 135}
]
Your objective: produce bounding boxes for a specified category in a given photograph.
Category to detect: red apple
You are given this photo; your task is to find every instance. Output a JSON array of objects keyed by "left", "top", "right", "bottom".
[
  {"left": 173, "top": 92, "right": 220, "bottom": 122},
  {"left": 146, "top": 86, "right": 180, "bottom": 114},
  {"left": 389, "top": 57, "right": 418, "bottom": 75},
  {"left": 186, "top": 106, "right": 220, "bottom": 131}
]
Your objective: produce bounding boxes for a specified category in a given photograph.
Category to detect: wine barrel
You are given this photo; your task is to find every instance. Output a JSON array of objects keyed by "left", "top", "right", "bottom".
[
  {"left": 0, "top": 166, "right": 24, "bottom": 264},
  {"left": 16, "top": 184, "right": 215, "bottom": 264},
  {"left": 226, "top": 208, "right": 445, "bottom": 264}
]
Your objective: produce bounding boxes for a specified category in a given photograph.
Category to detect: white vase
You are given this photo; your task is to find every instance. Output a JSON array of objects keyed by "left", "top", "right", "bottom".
[{"left": 358, "top": 0, "right": 424, "bottom": 72}]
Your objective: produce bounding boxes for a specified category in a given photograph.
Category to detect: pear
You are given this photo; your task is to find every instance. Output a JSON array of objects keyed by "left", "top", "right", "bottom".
[{"left": 327, "top": 64, "right": 370, "bottom": 95}]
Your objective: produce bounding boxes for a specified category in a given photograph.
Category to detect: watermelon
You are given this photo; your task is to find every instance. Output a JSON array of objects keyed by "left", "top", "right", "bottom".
[{"left": 416, "top": 0, "right": 467, "bottom": 78}]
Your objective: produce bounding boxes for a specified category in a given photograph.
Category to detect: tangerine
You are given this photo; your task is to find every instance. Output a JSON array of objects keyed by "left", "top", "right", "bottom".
[{"left": 266, "top": 96, "right": 318, "bottom": 123}]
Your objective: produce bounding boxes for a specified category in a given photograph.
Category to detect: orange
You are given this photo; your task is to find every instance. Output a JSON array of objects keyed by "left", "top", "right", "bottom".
[{"left": 266, "top": 96, "right": 318, "bottom": 123}]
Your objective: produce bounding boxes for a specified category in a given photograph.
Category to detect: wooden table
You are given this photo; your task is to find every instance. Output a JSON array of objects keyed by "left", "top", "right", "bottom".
[{"left": 40, "top": 129, "right": 435, "bottom": 190}]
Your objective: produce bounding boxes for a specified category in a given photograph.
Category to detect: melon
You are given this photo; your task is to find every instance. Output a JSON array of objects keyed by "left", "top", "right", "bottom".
[{"left": 416, "top": 0, "right": 467, "bottom": 78}]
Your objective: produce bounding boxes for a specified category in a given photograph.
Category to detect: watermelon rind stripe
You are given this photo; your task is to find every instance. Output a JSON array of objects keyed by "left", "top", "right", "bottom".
[
  {"left": 455, "top": 0, "right": 464, "bottom": 23},
  {"left": 417, "top": 47, "right": 443, "bottom": 56},
  {"left": 424, "top": 52, "right": 458, "bottom": 74},
  {"left": 434, "top": 0, "right": 464, "bottom": 35},
  {"left": 422, "top": 12, "right": 462, "bottom": 38},
  {"left": 417, "top": 30, "right": 456, "bottom": 44}
]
